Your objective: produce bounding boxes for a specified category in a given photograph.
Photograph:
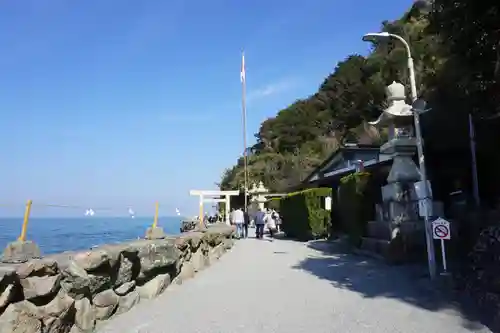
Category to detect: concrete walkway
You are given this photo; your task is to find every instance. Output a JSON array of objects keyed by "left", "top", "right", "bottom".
[{"left": 99, "top": 230, "right": 491, "bottom": 333}]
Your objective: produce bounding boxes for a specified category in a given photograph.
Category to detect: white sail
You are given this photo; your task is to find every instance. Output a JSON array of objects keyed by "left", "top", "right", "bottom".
[
  {"left": 175, "top": 208, "right": 181, "bottom": 216},
  {"left": 85, "top": 208, "right": 95, "bottom": 217},
  {"left": 128, "top": 208, "right": 135, "bottom": 219}
]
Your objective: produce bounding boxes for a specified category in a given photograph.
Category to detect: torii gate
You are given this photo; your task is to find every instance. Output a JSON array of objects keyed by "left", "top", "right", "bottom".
[{"left": 189, "top": 190, "right": 240, "bottom": 225}]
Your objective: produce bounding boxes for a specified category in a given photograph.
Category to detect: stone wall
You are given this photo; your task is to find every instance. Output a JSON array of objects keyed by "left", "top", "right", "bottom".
[{"left": 0, "top": 224, "right": 235, "bottom": 333}]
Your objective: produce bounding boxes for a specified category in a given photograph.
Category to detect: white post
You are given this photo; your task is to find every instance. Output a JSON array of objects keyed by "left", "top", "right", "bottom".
[
  {"left": 469, "top": 113, "right": 481, "bottom": 207},
  {"left": 440, "top": 239, "right": 447, "bottom": 273}
]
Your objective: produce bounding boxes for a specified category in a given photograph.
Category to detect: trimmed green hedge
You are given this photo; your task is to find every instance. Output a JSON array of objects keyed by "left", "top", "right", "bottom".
[
  {"left": 338, "top": 172, "right": 373, "bottom": 246},
  {"left": 272, "top": 188, "right": 332, "bottom": 241}
]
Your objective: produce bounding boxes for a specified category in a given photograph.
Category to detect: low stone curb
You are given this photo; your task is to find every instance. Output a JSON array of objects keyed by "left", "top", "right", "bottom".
[{"left": 0, "top": 224, "right": 236, "bottom": 333}]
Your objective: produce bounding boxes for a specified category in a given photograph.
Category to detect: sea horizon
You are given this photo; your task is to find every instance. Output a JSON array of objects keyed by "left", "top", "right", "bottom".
[{"left": 0, "top": 216, "right": 183, "bottom": 254}]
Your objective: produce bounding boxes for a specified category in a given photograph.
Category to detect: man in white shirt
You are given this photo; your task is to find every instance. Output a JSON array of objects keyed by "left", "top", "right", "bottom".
[{"left": 232, "top": 207, "right": 245, "bottom": 238}]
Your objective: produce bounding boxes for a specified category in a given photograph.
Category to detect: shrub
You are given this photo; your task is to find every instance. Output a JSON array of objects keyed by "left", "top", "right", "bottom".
[
  {"left": 277, "top": 187, "right": 332, "bottom": 240},
  {"left": 266, "top": 197, "right": 281, "bottom": 211},
  {"left": 337, "top": 172, "right": 373, "bottom": 246}
]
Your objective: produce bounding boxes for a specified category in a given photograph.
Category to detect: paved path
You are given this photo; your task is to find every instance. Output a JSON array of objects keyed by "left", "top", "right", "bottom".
[{"left": 99, "top": 231, "right": 491, "bottom": 333}]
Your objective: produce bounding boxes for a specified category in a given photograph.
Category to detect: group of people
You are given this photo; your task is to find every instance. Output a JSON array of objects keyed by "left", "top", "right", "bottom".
[{"left": 229, "top": 207, "right": 281, "bottom": 239}]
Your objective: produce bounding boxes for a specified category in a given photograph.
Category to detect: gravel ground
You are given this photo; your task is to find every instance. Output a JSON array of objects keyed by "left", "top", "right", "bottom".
[{"left": 99, "top": 230, "right": 491, "bottom": 333}]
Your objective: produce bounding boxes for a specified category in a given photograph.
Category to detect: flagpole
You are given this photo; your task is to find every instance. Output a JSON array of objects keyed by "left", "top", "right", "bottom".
[{"left": 241, "top": 52, "right": 249, "bottom": 213}]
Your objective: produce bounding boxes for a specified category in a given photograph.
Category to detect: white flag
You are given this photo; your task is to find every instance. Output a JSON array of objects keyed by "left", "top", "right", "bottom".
[{"left": 240, "top": 52, "right": 246, "bottom": 83}]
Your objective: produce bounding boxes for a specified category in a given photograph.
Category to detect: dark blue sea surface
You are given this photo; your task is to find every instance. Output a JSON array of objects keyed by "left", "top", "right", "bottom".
[{"left": 0, "top": 217, "right": 181, "bottom": 255}]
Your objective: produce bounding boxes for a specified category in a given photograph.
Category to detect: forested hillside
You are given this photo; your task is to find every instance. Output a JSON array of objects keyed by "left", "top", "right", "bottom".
[{"left": 220, "top": 1, "right": 500, "bottom": 200}]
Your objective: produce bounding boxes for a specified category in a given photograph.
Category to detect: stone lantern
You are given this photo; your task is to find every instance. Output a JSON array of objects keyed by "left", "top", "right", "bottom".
[
  {"left": 370, "top": 81, "right": 420, "bottom": 183},
  {"left": 248, "top": 181, "right": 269, "bottom": 213},
  {"left": 368, "top": 81, "right": 424, "bottom": 261}
]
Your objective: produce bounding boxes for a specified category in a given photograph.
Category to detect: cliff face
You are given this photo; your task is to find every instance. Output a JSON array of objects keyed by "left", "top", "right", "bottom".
[{"left": 0, "top": 224, "right": 235, "bottom": 333}]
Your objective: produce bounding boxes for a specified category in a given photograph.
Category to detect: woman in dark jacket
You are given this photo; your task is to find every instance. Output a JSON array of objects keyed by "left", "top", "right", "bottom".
[{"left": 243, "top": 210, "right": 250, "bottom": 238}]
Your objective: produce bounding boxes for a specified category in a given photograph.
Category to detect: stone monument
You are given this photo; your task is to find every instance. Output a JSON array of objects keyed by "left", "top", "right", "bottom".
[
  {"left": 369, "top": 81, "right": 424, "bottom": 262},
  {"left": 248, "top": 181, "right": 269, "bottom": 216}
]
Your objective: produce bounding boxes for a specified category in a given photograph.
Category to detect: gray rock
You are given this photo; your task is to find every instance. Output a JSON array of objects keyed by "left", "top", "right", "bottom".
[
  {"left": 16, "top": 258, "right": 59, "bottom": 279},
  {"left": 113, "top": 253, "right": 137, "bottom": 287},
  {"left": 61, "top": 261, "right": 111, "bottom": 299},
  {"left": 137, "top": 273, "right": 170, "bottom": 300},
  {"left": 145, "top": 226, "right": 166, "bottom": 240},
  {"left": 131, "top": 240, "right": 180, "bottom": 277},
  {"left": 93, "top": 289, "right": 119, "bottom": 321},
  {"left": 73, "top": 250, "right": 110, "bottom": 271},
  {"left": 20, "top": 274, "right": 61, "bottom": 300},
  {"left": 116, "top": 289, "right": 140, "bottom": 315},
  {"left": 211, "top": 244, "right": 226, "bottom": 260},
  {"left": 1, "top": 241, "right": 42, "bottom": 264},
  {"left": 190, "top": 250, "right": 206, "bottom": 272},
  {"left": 223, "top": 238, "right": 234, "bottom": 250},
  {"left": 74, "top": 297, "right": 95, "bottom": 333},
  {"left": 40, "top": 291, "right": 75, "bottom": 333},
  {"left": 177, "top": 261, "right": 195, "bottom": 284},
  {"left": 0, "top": 284, "right": 15, "bottom": 309},
  {"left": 114, "top": 281, "right": 135, "bottom": 296},
  {"left": 0, "top": 300, "right": 42, "bottom": 333}
]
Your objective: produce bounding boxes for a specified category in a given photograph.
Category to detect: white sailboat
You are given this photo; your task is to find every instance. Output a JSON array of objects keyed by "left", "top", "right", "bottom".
[
  {"left": 175, "top": 208, "right": 181, "bottom": 216},
  {"left": 84, "top": 208, "right": 95, "bottom": 217},
  {"left": 128, "top": 208, "right": 135, "bottom": 219}
]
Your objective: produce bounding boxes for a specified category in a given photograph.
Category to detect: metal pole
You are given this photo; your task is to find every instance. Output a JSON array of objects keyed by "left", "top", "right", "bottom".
[
  {"left": 397, "top": 35, "right": 437, "bottom": 280},
  {"left": 19, "top": 200, "right": 33, "bottom": 242},
  {"left": 469, "top": 113, "right": 481, "bottom": 207},
  {"left": 241, "top": 52, "right": 249, "bottom": 213},
  {"left": 440, "top": 239, "right": 447, "bottom": 273},
  {"left": 152, "top": 201, "right": 159, "bottom": 228}
]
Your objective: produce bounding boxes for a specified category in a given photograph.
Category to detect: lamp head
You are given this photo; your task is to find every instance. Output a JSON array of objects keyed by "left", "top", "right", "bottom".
[{"left": 362, "top": 32, "right": 390, "bottom": 43}]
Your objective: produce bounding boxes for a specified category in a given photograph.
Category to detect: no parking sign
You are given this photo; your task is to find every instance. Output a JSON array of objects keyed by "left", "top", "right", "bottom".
[
  {"left": 432, "top": 217, "right": 451, "bottom": 274},
  {"left": 432, "top": 218, "right": 451, "bottom": 240}
]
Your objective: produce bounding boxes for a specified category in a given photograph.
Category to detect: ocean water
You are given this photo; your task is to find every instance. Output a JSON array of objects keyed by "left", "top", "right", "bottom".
[{"left": 0, "top": 216, "right": 182, "bottom": 255}]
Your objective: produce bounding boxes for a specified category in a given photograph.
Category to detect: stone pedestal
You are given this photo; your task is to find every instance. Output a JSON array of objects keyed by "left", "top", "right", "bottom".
[
  {"left": 145, "top": 227, "right": 166, "bottom": 240},
  {"left": 1, "top": 240, "right": 42, "bottom": 263}
]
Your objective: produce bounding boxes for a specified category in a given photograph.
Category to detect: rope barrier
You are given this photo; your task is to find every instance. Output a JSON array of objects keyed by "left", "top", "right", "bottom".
[{"left": 1, "top": 200, "right": 175, "bottom": 243}]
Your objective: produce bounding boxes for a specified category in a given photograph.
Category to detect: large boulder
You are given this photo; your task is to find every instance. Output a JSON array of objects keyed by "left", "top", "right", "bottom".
[
  {"left": 60, "top": 261, "right": 111, "bottom": 299},
  {"left": 16, "top": 258, "right": 59, "bottom": 279},
  {"left": 137, "top": 273, "right": 170, "bottom": 300},
  {"left": 0, "top": 300, "right": 42, "bottom": 333},
  {"left": 93, "top": 289, "right": 119, "bottom": 321},
  {"left": 73, "top": 297, "right": 95, "bottom": 333},
  {"left": 40, "top": 291, "right": 75, "bottom": 333},
  {"left": 0, "top": 291, "right": 76, "bottom": 333},
  {"left": 116, "top": 289, "right": 140, "bottom": 315},
  {"left": 20, "top": 274, "right": 61, "bottom": 300},
  {"left": 129, "top": 240, "right": 180, "bottom": 278},
  {"left": 0, "top": 266, "right": 20, "bottom": 310}
]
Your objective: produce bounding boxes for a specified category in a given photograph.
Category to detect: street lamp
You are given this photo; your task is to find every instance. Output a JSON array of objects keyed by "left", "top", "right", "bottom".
[{"left": 363, "top": 32, "right": 437, "bottom": 280}]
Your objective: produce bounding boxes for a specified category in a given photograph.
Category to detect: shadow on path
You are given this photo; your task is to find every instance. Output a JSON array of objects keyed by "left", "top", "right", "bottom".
[{"left": 294, "top": 240, "right": 492, "bottom": 332}]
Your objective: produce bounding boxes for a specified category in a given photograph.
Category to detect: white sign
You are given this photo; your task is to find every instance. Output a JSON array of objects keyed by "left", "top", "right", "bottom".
[
  {"left": 324, "top": 197, "right": 332, "bottom": 211},
  {"left": 418, "top": 198, "right": 433, "bottom": 217},
  {"left": 432, "top": 218, "right": 451, "bottom": 240}
]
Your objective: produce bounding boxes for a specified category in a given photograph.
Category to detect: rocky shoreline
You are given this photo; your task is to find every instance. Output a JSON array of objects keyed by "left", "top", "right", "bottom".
[{"left": 0, "top": 223, "right": 235, "bottom": 333}]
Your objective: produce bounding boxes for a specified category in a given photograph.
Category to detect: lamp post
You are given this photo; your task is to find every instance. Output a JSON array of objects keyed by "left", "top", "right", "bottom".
[{"left": 363, "top": 32, "right": 437, "bottom": 280}]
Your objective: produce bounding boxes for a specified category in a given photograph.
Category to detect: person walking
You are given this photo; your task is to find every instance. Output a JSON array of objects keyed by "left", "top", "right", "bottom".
[
  {"left": 233, "top": 207, "right": 245, "bottom": 239},
  {"left": 266, "top": 209, "right": 277, "bottom": 239},
  {"left": 272, "top": 209, "right": 282, "bottom": 232},
  {"left": 243, "top": 209, "right": 250, "bottom": 238},
  {"left": 254, "top": 207, "right": 266, "bottom": 239}
]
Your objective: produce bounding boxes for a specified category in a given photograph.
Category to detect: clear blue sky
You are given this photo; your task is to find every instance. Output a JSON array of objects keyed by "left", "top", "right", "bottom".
[{"left": 0, "top": 0, "right": 414, "bottom": 217}]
